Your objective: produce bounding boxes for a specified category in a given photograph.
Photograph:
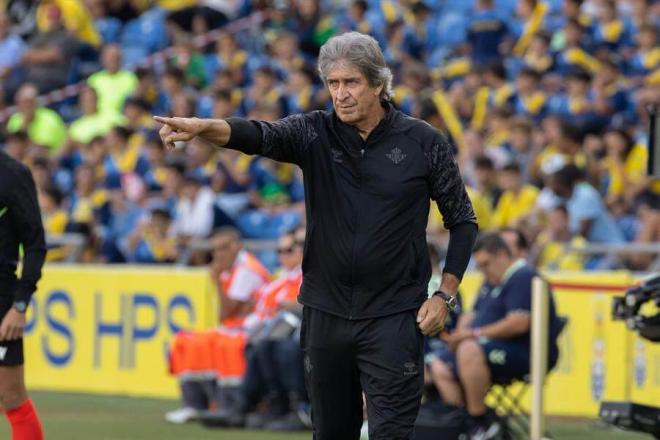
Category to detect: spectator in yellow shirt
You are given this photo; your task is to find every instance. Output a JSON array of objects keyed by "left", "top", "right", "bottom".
[
  {"left": 38, "top": 186, "right": 69, "bottom": 262},
  {"left": 491, "top": 162, "right": 539, "bottom": 228},
  {"left": 87, "top": 45, "right": 138, "bottom": 115},
  {"left": 7, "top": 83, "right": 67, "bottom": 153},
  {"left": 598, "top": 128, "right": 648, "bottom": 205},
  {"left": 534, "top": 205, "right": 585, "bottom": 271}
]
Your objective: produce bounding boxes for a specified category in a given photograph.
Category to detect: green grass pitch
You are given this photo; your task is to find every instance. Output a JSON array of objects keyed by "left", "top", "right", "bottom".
[{"left": 0, "top": 391, "right": 651, "bottom": 440}]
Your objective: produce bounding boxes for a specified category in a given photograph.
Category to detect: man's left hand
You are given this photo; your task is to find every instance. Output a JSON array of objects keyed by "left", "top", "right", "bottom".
[
  {"left": 417, "top": 296, "right": 448, "bottom": 336},
  {"left": 0, "top": 308, "right": 26, "bottom": 341}
]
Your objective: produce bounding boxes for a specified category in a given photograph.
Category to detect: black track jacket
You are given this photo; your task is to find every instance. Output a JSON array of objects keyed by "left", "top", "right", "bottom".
[
  {"left": 226, "top": 103, "right": 476, "bottom": 319},
  {"left": 0, "top": 150, "right": 47, "bottom": 305}
]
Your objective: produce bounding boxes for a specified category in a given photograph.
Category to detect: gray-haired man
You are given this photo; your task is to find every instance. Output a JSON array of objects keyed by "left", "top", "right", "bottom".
[{"left": 155, "top": 32, "right": 478, "bottom": 439}]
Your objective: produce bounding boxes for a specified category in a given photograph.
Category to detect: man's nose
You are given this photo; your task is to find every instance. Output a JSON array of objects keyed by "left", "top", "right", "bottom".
[{"left": 336, "top": 84, "right": 348, "bottom": 101}]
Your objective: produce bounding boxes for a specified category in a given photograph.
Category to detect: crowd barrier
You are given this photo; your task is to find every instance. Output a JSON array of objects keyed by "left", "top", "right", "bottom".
[{"left": 22, "top": 266, "right": 659, "bottom": 417}]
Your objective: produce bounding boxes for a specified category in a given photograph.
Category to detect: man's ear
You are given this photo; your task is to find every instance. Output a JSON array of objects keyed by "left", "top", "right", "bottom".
[{"left": 374, "top": 82, "right": 384, "bottom": 97}]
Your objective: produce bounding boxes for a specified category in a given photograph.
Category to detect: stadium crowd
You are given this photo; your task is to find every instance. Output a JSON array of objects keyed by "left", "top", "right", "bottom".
[
  {"left": 0, "top": 0, "right": 658, "bottom": 272},
  {"left": 0, "top": 0, "right": 658, "bottom": 436}
]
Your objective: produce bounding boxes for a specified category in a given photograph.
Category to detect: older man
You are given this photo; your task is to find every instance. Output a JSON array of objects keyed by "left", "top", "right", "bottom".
[{"left": 155, "top": 32, "right": 478, "bottom": 439}]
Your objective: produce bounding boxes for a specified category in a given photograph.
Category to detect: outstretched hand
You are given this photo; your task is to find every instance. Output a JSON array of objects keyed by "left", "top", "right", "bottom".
[{"left": 153, "top": 116, "right": 205, "bottom": 150}]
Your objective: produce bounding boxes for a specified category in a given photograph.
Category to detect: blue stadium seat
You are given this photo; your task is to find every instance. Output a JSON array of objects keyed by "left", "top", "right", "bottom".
[
  {"left": 95, "top": 17, "right": 123, "bottom": 44},
  {"left": 236, "top": 210, "right": 301, "bottom": 239}
]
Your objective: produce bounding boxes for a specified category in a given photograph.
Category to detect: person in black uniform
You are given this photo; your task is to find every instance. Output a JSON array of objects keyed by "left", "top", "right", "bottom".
[
  {"left": 155, "top": 31, "right": 478, "bottom": 440},
  {"left": 0, "top": 149, "right": 46, "bottom": 439}
]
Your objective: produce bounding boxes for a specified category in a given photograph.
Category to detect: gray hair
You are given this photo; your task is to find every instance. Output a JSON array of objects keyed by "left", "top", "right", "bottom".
[{"left": 317, "top": 32, "right": 393, "bottom": 101}]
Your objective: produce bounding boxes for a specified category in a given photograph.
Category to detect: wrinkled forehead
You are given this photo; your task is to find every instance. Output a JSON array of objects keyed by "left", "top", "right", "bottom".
[{"left": 325, "top": 60, "right": 366, "bottom": 81}]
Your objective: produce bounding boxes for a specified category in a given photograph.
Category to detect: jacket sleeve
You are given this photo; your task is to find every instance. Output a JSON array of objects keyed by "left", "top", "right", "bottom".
[
  {"left": 225, "top": 113, "right": 318, "bottom": 166},
  {"left": 427, "top": 134, "right": 477, "bottom": 229},
  {"left": 10, "top": 166, "right": 47, "bottom": 305}
]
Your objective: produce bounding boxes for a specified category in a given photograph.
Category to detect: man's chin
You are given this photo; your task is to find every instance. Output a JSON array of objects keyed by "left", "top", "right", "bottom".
[{"left": 337, "top": 112, "right": 358, "bottom": 124}]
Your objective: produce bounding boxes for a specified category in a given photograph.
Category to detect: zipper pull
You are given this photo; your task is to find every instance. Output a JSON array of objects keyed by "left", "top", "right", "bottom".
[{"left": 360, "top": 149, "right": 365, "bottom": 157}]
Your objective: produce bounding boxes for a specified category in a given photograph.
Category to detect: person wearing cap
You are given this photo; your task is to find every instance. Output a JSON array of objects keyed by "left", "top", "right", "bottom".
[{"left": 155, "top": 32, "right": 477, "bottom": 439}]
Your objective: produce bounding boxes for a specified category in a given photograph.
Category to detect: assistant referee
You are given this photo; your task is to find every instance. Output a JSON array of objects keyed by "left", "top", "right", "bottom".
[
  {"left": 0, "top": 149, "right": 46, "bottom": 440},
  {"left": 155, "top": 31, "right": 478, "bottom": 439}
]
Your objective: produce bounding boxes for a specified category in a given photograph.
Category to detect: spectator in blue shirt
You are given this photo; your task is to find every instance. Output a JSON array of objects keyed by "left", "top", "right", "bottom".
[
  {"left": 0, "top": 11, "right": 25, "bottom": 85},
  {"left": 467, "top": 0, "right": 509, "bottom": 66},
  {"left": 429, "top": 233, "right": 561, "bottom": 439},
  {"left": 549, "top": 164, "right": 625, "bottom": 244}
]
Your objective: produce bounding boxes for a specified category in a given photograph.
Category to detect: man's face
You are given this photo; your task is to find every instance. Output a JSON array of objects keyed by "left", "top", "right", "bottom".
[
  {"left": 499, "top": 170, "right": 521, "bottom": 192},
  {"left": 474, "top": 249, "right": 510, "bottom": 285},
  {"left": 548, "top": 209, "right": 569, "bottom": 236},
  {"left": 326, "top": 61, "right": 382, "bottom": 126},
  {"left": 102, "top": 46, "right": 122, "bottom": 73},
  {"left": 549, "top": 175, "right": 572, "bottom": 199},
  {"left": 277, "top": 235, "right": 303, "bottom": 270},
  {"left": 500, "top": 231, "right": 526, "bottom": 260},
  {"left": 16, "top": 87, "right": 38, "bottom": 116},
  {"left": 212, "top": 234, "right": 240, "bottom": 272}
]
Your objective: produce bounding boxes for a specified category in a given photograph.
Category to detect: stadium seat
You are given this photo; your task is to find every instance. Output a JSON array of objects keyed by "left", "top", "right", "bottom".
[{"left": 95, "top": 17, "right": 123, "bottom": 44}]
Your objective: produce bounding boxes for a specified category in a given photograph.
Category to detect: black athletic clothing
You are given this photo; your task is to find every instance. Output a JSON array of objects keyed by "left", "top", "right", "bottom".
[
  {"left": 301, "top": 306, "right": 424, "bottom": 440},
  {"left": 226, "top": 103, "right": 477, "bottom": 319},
  {"left": 0, "top": 288, "right": 24, "bottom": 366},
  {"left": 0, "top": 150, "right": 46, "bottom": 306}
]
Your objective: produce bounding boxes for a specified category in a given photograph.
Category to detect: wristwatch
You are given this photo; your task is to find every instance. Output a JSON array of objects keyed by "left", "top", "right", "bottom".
[
  {"left": 433, "top": 290, "right": 457, "bottom": 312},
  {"left": 12, "top": 300, "right": 27, "bottom": 313}
]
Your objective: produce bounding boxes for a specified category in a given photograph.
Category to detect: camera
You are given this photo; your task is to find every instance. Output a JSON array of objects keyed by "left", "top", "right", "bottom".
[
  {"left": 600, "top": 274, "right": 660, "bottom": 438},
  {"left": 612, "top": 273, "right": 660, "bottom": 342}
]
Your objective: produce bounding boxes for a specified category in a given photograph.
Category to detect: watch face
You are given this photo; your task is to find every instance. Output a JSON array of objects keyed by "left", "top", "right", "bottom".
[{"left": 13, "top": 301, "right": 27, "bottom": 312}]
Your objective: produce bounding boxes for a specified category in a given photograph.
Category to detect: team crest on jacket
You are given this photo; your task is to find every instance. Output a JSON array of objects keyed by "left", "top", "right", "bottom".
[{"left": 386, "top": 147, "right": 406, "bottom": 164}]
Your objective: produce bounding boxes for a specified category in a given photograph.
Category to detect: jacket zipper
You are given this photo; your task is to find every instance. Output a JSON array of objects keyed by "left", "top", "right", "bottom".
[{"left": 348, "top": 148, "right": 366, "bottom": 320}]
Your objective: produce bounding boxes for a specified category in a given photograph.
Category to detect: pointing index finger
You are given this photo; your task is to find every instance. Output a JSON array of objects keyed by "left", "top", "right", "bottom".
[{"left": 153, "top": 116, "right": 176, "bottom": 126}]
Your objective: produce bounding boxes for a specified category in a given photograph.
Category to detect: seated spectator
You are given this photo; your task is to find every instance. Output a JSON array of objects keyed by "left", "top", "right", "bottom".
[
  {"left": 484, "top": 62, "right": 515, "bottom": 110},
  {"left": 499, "top": 227, "right": 530, "bottom": 261},
  {"left": 200, "top": 231, "right": 307, "bottom": 430},
  {"left": 508, "top": 116, "right": 535, "bottom": 182},
  {"left": 172, "top": 172, "right": 216, "bottom": 244},
  {"left": 522, "top": 32, "right": 554, "bottom": 75},
  {"left": 87, "top": 44, "right": 138, "bottom": 115},
  {"left": 11, "top": 3, "right": 79, "bottom": 96},
  {"left": 122, "top": 204, "right": 177, "bottom": 264},
  {"left": 38, "top": 185, "right": 69, "bottom": 261},
  {"left": 553, "top": 19, "right": 600, "bottom": 75},
  {"left": 429, "top": 233, "right": 561, "bottom": 440},
  {"left": 512, "top": 68, "right": 548, "bottom": 123},
  {"left": 6, "top": 83, "right": 67, "bottom": 153},
  {"left": 103, "top": 125, "right": 150, "bottom": 186},
  {"left": 593, "top": 0, "right": 632, "bottom": 52},
  {"left": 491, "top": 162, "right": 539, "bottom": 229},
  {"left": 166, "top": 227, "right": 269, "bottom": 424},
  {"left": 35, "top": 0, "right": 101, "bottom": 48},
  {"left": 628, "top": 24, "right": 659, "bottom": 84},
  {"left": 170, "top": 33, "right": 207, "bottom": 90},
  {"left": 533, "top": 204, "right": 586, "bottom": 270},
  {"left": 549, "top": 164, "right": 625, "bottom": 245},
  {"left": 0, "top": 10, "right": 26, "bottom": 84},
  {"left": 69, "top": 86, "right": 125, "bottom": 145}
]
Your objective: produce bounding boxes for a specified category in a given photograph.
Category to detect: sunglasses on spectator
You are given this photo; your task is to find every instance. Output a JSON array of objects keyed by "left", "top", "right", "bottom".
[{"left": 278, "top": 245, "right": 298, "bottom": 254}]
